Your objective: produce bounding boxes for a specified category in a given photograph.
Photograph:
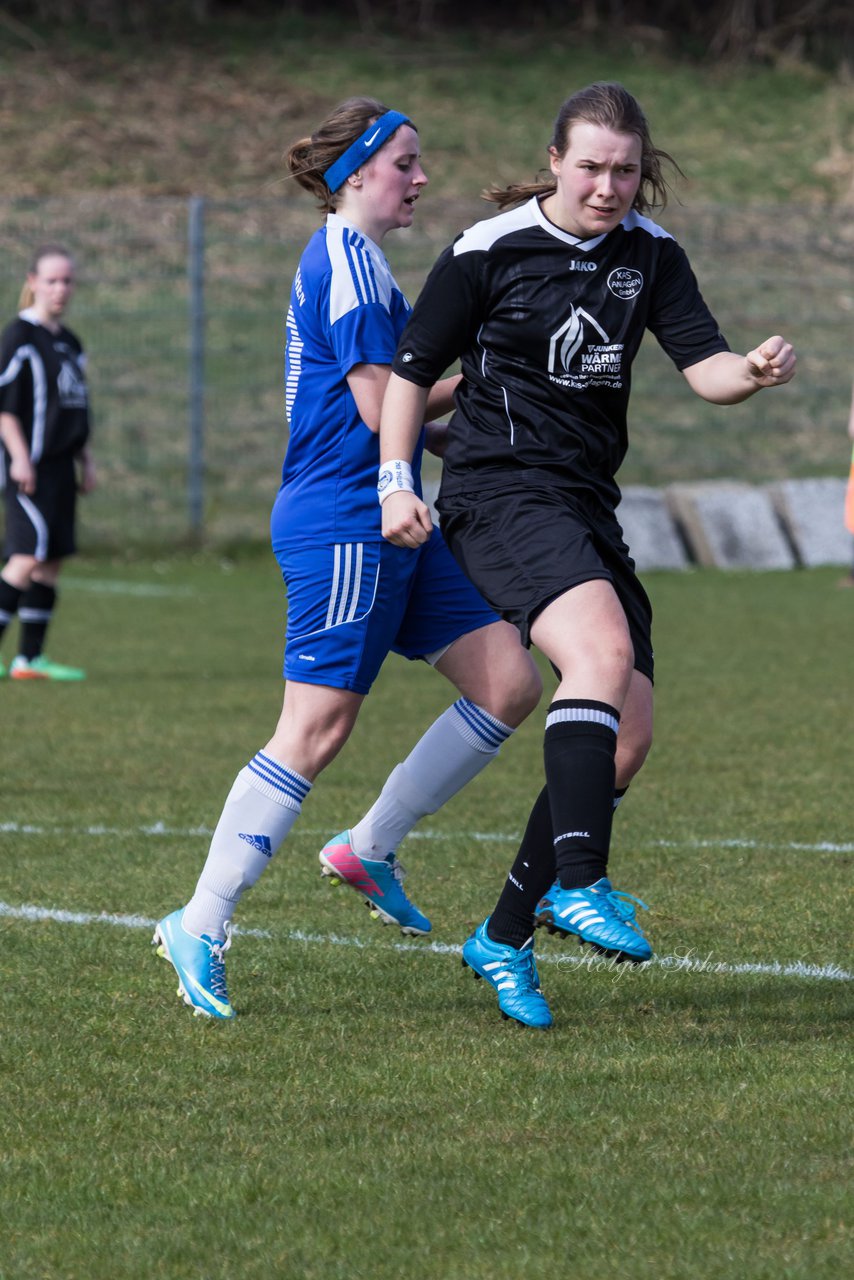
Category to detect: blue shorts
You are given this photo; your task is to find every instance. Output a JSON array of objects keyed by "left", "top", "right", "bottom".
[{"left": 276, "top": 528, "right": 499, "bottom": 694}]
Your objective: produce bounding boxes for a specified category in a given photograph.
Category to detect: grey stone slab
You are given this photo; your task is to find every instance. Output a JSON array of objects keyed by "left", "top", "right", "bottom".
[
  {"left": 616, "top": 486, "right": 689, "bottom": 571},
  {"left": 766, "top": 477, "right": 854, "bottom": 567},
  {"left": 666, "top": 481, "right": 795, "bottom": 569}
]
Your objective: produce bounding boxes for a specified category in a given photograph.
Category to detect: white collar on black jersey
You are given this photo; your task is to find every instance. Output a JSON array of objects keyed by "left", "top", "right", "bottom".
[
  {"left": 531, "top": 196, "right": 609, "bottom": 251},
  {"left": 18, "top": 306, "right": 64, "bottom": 335}
]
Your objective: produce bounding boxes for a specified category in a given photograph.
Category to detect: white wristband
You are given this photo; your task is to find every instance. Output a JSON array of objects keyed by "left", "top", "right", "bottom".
[{"left": 378, "top": 459, "right": 415, "bottom": 504}]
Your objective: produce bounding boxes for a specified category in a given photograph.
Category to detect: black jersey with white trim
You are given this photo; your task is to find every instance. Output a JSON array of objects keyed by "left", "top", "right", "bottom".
[
  {"left": 0, "top": 311, "right": 90, "bottom": 464},
  {"left": 392, "top": 197, "right": 729, "bottom": 510}
]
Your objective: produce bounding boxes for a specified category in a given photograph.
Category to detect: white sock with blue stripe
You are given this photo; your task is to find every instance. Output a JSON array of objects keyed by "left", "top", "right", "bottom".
[
  {"left": 182, "top": 750, "right": 311, "bottom": 941},
  {"left": 349, "top": 698, "right": 513, "bottom": 859}
]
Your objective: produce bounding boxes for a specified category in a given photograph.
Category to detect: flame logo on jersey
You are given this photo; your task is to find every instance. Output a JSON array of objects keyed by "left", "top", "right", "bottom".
[{"left": 548, "top": 306, "right": 610, "bottom": 375}]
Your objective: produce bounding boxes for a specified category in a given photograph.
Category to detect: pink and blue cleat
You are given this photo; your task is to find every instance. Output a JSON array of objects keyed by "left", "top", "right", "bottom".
[{"left": 319, "top": 831, "right": 431, "bottom": 936}]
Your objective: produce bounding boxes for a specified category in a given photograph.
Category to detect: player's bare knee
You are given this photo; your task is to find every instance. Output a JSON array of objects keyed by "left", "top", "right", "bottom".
[
  {"left": 474, "top": 650, "right": 542, "bottom": 727},
  {"left": 507, "top": 655, "right": 543, "bottom": 722},
  {"left": 616, "top": 730, "right": 652, "bottom": 787}
]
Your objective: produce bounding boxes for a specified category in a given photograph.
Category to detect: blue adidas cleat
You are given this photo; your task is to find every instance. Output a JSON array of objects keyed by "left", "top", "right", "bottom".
[
  {"left": 461, "top": 918, "right": 553, "bottom": 1029},
  {"left": 152, "top": 908, "right": 235, "bottom": 1019},
  {"left": 535, "top": 877, "right": 652, "bottom": 963},
  {"left": 319, "top": 831, "right": 431, "bottom": 936}
]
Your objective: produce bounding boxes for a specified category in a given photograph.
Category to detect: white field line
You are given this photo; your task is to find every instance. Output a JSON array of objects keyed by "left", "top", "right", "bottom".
[
  {"left": 2, "top": 818, "right": 854, "bottom": 856},
  {"left": 61, "top": 576, "right": 197, "bottom": 598},
  {"left": 0, "top": 899, "right": 850, "bottom": 984}
]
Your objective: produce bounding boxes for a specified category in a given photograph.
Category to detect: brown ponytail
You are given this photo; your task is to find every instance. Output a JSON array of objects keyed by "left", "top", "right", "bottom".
[{"left": 286, "top": 96, "right": 412, "bottom": 213}]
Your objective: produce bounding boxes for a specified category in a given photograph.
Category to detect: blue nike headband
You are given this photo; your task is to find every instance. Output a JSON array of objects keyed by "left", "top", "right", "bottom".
[{"left": 323, "top": 110, "right": 412, "bottom": 193}]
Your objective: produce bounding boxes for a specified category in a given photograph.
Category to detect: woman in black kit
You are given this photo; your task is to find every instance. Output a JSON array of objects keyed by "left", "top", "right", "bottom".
[
  {"left": 0, "top": 244, "right": 95, "bottom": 681},
  {"left": 379, "top": 83, "right": 796, "bottom": 1028}
]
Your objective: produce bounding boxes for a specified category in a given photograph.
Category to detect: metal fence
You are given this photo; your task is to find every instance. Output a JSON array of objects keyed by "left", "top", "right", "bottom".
[{"left": 1, "top": 195, "right": 851, "bottom": 551}]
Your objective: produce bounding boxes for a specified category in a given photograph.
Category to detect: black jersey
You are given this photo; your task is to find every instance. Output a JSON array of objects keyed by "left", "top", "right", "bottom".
[
  {"left": 392, "top": 197, "right": 729, "bottom": 510},
  {"left": 0, "top": 309, "right": 90, "bottom": 463}
]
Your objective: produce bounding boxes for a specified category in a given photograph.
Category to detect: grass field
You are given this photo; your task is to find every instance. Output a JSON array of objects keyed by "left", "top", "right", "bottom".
[{"left": 1, "top": 553, "right": 851, "bottom": 1279}]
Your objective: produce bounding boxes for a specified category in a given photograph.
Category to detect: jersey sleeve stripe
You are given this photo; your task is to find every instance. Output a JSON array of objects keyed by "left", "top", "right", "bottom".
[{"left": 0, "top": 344, "right": 48, "bottom": 462}]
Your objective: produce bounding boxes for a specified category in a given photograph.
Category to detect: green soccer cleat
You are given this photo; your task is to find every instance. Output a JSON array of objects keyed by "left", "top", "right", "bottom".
[{"left": 9, "top": 655, "right": 86, "bottom": 681}]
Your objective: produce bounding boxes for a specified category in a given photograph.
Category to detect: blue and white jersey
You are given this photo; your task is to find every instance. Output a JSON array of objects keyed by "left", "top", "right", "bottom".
[{"left": 273, "top": 213, "right": 424, "bottom": 546}]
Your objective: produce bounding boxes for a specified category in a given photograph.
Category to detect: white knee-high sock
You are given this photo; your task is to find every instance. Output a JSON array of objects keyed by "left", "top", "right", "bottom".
[
  {"left": 182, "top": 750, "right": 311, "bottom": 940},
  {"left": 349, "top": 698, "right": 513, "bottom": 858}
]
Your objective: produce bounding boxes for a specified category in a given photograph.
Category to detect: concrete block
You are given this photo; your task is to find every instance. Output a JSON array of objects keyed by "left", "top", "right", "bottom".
[
  {"left": 766, "top": 477, "right": 854, "bottom": 567},
  {"left": 666, "top": 480, "right": 795, "bottom": 569},
  {"left": 616, "top": 486, "right": 689, "bottom": 571}
]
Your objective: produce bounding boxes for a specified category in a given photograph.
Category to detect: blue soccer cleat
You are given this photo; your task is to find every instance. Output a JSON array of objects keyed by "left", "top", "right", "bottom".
[
  {"left": 152, "top": 908, "right": 235, "bottom": 1019},
  {"left": 461, "top": 918, "right": 553, "bottom": 1029},
  {"left": 535, "top": 877, "right": 652, "bottom": 963},
  {"left": 319, "top": 831, "right": 431, "bottom": 936}
]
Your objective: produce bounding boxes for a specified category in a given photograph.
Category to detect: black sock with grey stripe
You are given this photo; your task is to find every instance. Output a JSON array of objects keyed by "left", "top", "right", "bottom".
[
  {"left": 0, "top": 577, "right": 24, "bottom": 645},
  {"left": 545, "top": 699, "right": 618, "bottom": 890},
  {"left": 19, "top": 581, "right": 56, "bottom": 661}
]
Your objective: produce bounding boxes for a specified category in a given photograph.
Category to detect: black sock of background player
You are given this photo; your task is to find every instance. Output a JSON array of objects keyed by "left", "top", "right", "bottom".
[
  {"left": 18, "top": 581, "right": 56, "bottom": 660},
  {"left": 0, "top": 577, "right": 24, "bottom": 646}
]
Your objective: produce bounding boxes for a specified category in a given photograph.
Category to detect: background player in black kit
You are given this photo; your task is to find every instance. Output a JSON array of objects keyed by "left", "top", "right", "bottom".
[
  {"left": 0, "top": 244, "right": 95, "bottom": 681},
  {"left": 380, "top": 83, "right": 796, "bottom": 1028}
]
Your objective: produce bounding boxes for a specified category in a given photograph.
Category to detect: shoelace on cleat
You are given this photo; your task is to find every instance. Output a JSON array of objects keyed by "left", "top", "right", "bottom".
[
  {"left": 207, "top": 944, "right": 230, "bottom": 999},
  {"left": 498, "top": 946, "right": 540, "bottom": 991},
  {"left": 207, "top": 923, "right": 233, "bottom": 999},
  {"left": 602, "top": 889, "right": 649, "bottom": 925},
  {"left": 387, "top": 857, "right": 408, "bottom": 885}
]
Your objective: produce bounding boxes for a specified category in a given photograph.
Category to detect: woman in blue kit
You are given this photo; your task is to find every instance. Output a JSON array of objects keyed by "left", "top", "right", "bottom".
[{"left": 154, "top": 97, "right": 542, "bottom": 1018}]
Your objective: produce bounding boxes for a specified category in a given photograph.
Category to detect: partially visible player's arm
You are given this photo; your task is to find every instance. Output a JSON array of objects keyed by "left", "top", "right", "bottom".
[
  {"left": 76, "top": 444, "right": 97, "bottom": 494},
  {"left": 0, "top": 411, "right": 36, "bottom": 495},
  {"left": 425, "top": 373, "right": 461, "bottom": 418},
  {"left": 844, "top": 380, "right": 854, "bottom": 536},
  {"left": 380, "top": 372, "right": 432, "bottom": 548},
  {"left": 347, "top": 363, "right": 391, "bottom": 432},
  {"left": 682, "top": 335, "right": 796, "bottom": 404},
  {"left": 347, "top": 365, "right": 461, "bottom": 435}
]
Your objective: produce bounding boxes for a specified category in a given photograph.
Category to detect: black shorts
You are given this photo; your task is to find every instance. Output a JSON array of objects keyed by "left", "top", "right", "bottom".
[
  {"left": 2, "top": 453, "right": 79, "bottom": 562},
  {"left": 438, "top": 484, "right": 654, "bottom": 682}
]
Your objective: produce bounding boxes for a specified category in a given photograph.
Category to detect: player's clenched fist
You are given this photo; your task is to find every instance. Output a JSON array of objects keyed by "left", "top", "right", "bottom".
[
  {"left": 746, "top": 335, "right": 796, "bottom": 387},
  {"left": 382, "top": 489, "right": 433, "bottom": 547}
]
